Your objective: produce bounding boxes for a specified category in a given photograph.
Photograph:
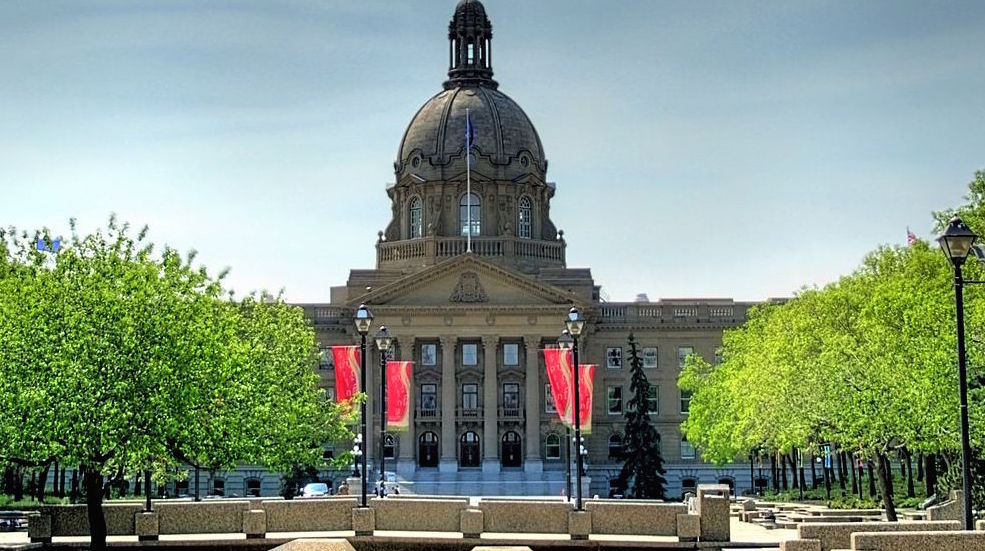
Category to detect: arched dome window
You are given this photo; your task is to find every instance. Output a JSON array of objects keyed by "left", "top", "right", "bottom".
[
  {"left": 409, "top": 197, "right": 423, "bottom": 239},
  {"left": 460, "top": 193, "right": 481, "bottom": 237},
  {"left": 518, "top": 196, "right": 532, "bottom": 239}
]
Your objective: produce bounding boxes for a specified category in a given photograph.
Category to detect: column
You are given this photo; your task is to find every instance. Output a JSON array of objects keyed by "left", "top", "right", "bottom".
[
  {"left": 397, "top": 338, "right": 416, "bottom": 478},
  {"left": 439, "top": 335, "right": 458, "bottom": 472},
  {"left": 482, "top": 336, "right": 500, "bottom": 473},
  {"left": 524, "top": 336, "right": 543, "bottom": 473}
]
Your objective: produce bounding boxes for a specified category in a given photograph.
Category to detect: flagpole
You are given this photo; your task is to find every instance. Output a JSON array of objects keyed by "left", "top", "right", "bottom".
[{"left": 466, "top": 107, "right": 472, "bottom": 254}]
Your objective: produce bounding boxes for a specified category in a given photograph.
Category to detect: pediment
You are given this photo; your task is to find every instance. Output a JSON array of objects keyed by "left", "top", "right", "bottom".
[{"left": 349, "top": 255, "right": 579, "bottom": 308}]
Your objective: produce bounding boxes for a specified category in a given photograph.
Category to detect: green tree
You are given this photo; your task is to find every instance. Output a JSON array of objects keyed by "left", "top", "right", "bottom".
[
  {"left": 0, "top": 218, "right": 347, "bottom": 551},
  {"left": 614, "top": 333, "right": 667, "bottom": 499}
]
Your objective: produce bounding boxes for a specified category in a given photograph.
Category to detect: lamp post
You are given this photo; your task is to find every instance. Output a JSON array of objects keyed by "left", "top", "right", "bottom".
[
  {"left": 375, "top": 326, "right": 393, "bottom": 497},
  {"left": 938, "top": 215, "right": 978, "bottom": 531},
  {"left": 354, "top": 304, "right": 374, "bottom": 507},
  {"left": 559, "top": 306, "right": 586, "bottom": 510}
]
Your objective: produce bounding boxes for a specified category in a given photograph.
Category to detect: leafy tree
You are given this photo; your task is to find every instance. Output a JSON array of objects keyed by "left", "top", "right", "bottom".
[
  {"left": 614, "top": 333, "right": 667, "bottom": 499},
  {"left": 0, "top": 217, "right": 348, "bottom": 551}
]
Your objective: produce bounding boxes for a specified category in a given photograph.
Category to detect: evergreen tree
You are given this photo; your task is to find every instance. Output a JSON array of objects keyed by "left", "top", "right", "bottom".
[{"left": 615, "top": 333, "right": 667, "bottom": 499}]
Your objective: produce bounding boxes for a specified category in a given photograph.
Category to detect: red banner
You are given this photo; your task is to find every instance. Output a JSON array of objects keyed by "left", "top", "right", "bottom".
[
  {"left": 386, "top": 361, "right": 412, "bottom": 431},
  {"left": 331, "top": 346, "right": 361, "bottom": 404},
  {"left": 578, "top": 364, "right": 595, "bottom": 434},
  {"left": 544, "top": 348, "right": 574, "bottom": 426}
]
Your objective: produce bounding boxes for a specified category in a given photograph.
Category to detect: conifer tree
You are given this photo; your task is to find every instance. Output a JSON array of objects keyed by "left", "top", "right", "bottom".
[{"left": 615, "top": 333, "right": 667, "bottom": 498}]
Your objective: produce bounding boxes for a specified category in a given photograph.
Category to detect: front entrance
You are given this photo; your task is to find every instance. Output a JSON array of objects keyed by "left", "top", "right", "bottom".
[
  {"left": 501, "top": 431, "right": 521, "bottom": 468},
  {"left": 460, "top": 431, "right": 480, "bottom": 467},
  {"left": 419, "top": 431, "right": 438, "bottom": 468}
]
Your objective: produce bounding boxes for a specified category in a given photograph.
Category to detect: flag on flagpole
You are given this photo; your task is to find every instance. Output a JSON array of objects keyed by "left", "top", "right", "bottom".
[
  {"left": 465, "top": 111, "right": 475, "bottom": 151},
  {"left": 906, "top": 227, "right": 917, "bottom": 246},
  {"left": 331, "top": 345, "right": 361, "bottom": 404},
  {"left": 386, "top": 360, "right": 413, "bottom": 431}
]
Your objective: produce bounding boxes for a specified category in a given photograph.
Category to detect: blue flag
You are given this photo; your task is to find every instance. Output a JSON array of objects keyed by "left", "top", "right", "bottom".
[
  {"left": 466, "top": 112, "right": 475, "bottom": 151},
  {"left": 36, "top": 238, "right": 61, "bottom": 252}
]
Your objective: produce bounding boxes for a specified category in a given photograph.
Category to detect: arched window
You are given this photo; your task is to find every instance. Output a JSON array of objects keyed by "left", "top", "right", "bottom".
[
  {"left": 681, "top": 477, "right": 698, "bottom": 499},
  {"left": 383, "top": 433, "right": 396, "bottom": 459},
  {"left": 608, "top": 433, "right": 624, "bottom": 459},
  {"left": 545, "top": 433, "right": 561, "bottom": 460},
  {"left": 460, "top": 193, "right": 481, "bottom": 237},
  {"left": 518, "top": 196, "right": 532, "bottom": 239},
  {"left": 409, "top": 197, "right": 423, "bottom": 239}
]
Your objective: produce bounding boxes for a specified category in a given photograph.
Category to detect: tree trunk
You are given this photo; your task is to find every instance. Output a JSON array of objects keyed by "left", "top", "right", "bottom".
[
  {"left": 70, "top": 469, "right": 79, "bottom": 503},
  {"left": 875, "top": 452, "right": 898, "bottom": 521},
  {"left": 13, "top": 466, "right": 24, "bottom": 502},
  {"left": 902, "top": 448, "right": 915, "bottom": 498},
  {"left": 916, "top": 452, "right": 924, "bottom": 482},
  {"left": 924, "top": 453, "right": 937, "bottom": 498},
  {"left": 810, "top": 455, "right": 818, "bottom": 489},
  {"left": 84, "top": 469, "right": 108, "bottom": 551},
  {"left": 781, "top": 454, "right": 789, "bottom": 491},
  {"left": 837, "top": 451, "right": 847, "bottom": 492},
  {"left": 771, "top": 453, "right": 779, "bottom": 493},
  {"left": 36, "top": 463, "right": 50, "bottom": 502},
  {"left": 789, "top": 452, "right": 799, "bottom": 490},
  {"left": 134, "top": 474, "right": 141, "bottom": 497},
  {"left": 867, "top": 461, "right": 877, "bottom": 498},
  {"left": 850, "top": 455, "right": 859, "bottom": 496}
]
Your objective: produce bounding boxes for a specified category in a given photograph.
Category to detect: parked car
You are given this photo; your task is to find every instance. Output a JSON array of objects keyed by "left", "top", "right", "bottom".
[{"left": 301, "top": 482, "right": 330, "bottom": 497}]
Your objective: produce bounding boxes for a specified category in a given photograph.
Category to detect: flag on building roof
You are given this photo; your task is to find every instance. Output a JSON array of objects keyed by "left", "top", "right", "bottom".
[
  {"left": 906, "top": 227, "right": 917, "bottom": 246},
  {"left": 466, "top": 111, "right": 475, "bottom": 151}
]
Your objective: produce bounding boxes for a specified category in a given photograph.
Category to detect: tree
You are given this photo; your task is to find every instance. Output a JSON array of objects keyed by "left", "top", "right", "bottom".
[
  {"left": 0, "top": 217, "right": 348, "bottom": 551},
  {"left": 614, "top": 333, "right": 667, "bottom": 499}
]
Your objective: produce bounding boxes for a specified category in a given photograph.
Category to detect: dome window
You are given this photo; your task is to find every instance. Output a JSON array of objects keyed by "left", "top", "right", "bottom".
[
  {"left": 409, "top": 197, "right": 423, "bottom": 239},
  {"left": 460, "top": 192, "right": 481, "bottom": 237},
  {"left": 518, "top": 196, "right": 532, "bottom": 239}
]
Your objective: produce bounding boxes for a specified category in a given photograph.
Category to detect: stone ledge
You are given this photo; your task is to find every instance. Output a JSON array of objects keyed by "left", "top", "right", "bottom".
[
  {"left": 351, "top": 507, "right": 375, "bottom": 537},
  {"left": 461, "top": 508, "right": 483, "bottom": 538},
  {"left": 568, "top": 510, "right": 590, "bottom": 540},
  {"left": 779, "top": 540, "right": 821, "bottom": 551}
]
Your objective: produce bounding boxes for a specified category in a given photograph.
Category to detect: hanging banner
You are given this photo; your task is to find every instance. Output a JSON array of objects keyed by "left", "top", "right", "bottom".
[
  {"left": 544, "top": 348, "right": 574, "bottom": 426},
  {"left": 578, "top": 364, "right": 595, "bottom": 434},
  {"left": 386, "top": 360, "right": 413, "bottom": 431},
  {"left": 331, "top": 345, "right": 361, "bottom": 404}
]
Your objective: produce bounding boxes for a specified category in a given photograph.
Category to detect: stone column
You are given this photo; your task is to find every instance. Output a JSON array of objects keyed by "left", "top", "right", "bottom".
[
  {"left": 397, "top": 338, "right": 416, "bottom": 478},
  {"left": 439, "top": 335, "right": 458, "bottom": 472},
  {"left": 482, "top": 335, "right": 500, "bottom": 473},
  {"left": 524, "top": 336, "right": 543, "bottom": 473}
]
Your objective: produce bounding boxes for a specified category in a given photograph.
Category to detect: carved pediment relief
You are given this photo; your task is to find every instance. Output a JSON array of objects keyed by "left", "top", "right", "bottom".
[{"left": 449, "top": 271, "right": 487, "bottom": 303}]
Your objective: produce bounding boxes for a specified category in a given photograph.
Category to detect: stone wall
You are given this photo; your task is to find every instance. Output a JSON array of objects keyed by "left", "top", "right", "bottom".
[
  {"left": 372, "top": 497, "right": 469, "bottom": 532},
  {"left": 797, "top": 520, "right": 961, "bottom": 551},
  {"left": 477, "top": 500, "right": 569, "bottom": 534},
  {"left": 157, "top": 500, "right": 250, "bottom": 534},
  {"left": 851, "top": 530, "right": 985, "bottom": 550},
  {"left": 584, "top": 501, "right": 685, "bottom": 536},
  {"left": 261, "top": 498, "right": 356, "bottom": 533}
]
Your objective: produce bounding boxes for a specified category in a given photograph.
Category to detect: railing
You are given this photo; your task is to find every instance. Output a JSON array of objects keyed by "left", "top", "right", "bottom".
[
  {"left": 416, "top": 408, "right": 439, "bottom": 419},
  {"left": 709, "top": 306, "right": 734, "bottom": 318},
  {"left": 499, "top": 406, "right": 523, "bottom": 420},
  {"left": 673, "top": 307, "right": 698, "bottom": 318},
  {"left": 597, "top": 303, "right": 747, "bottom": 325},
  {"left": 377, "top": 236, "right": 565, "bottom": 266},
  {"left": 456, "top": 407, "right": 482, "bottom": 420},
  {"left": 600, "top": 306, "right": 626, "bottom": 319}
]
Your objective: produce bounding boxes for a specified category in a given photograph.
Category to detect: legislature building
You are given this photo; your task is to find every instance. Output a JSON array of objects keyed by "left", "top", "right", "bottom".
[{"left": 287, "top": 0, "right": 761, "bottom": 499}]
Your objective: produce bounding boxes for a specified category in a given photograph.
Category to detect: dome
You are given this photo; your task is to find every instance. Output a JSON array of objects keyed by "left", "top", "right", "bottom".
[{"left": 396, "top": 85, "right": 546, "bottom": 176}]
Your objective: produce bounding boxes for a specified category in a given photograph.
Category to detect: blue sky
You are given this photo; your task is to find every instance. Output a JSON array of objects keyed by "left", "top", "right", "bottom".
[{"left": 2, "top": 0, "right": 983, "bottom": 302}]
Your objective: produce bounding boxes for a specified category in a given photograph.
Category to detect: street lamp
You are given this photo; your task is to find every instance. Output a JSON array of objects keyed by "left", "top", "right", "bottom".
[
  {"left": 560, "top": 306, "right": 586, "bottom": 510},
  {"left": 938, "top": 215, "right": 978, "bottom": 531},
  {"left": 354, "top": 304, "right": 373, "bottom": 507},
  {"left": 375, "top": 326, "right": 394, "bottom": 497}
]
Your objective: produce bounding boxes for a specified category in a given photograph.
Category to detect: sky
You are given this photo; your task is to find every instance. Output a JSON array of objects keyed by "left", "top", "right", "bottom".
[{"left": 1, "top": 0, "right": 984, "bottom": 303}]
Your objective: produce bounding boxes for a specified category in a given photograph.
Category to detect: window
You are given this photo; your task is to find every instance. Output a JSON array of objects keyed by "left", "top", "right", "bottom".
[
  {"left": 503, "top": 383, "right": 519, "bottom": 409},
  {"left": 647, "top": 386, "right": 659, "bottom": 413},
  {"left": 545, "top": 433, "right": 561, "bottom": 459},
  {"left": 606, "top": 347, "right": 622, "bottom": 369},
  {"left": 467, "top": 42, "right": 475, "bottom": 64},
  {"left": 680, "top": 389, "right": 692, "bottom": 414},
  {"left": 518, "top": 196, "right": 532, "bottom": 239},
  {"left": 677, "top": 346, "right": 694, "bottom": 367},
  {"left": 681, "top": 477, "right": 697, "bottom": 498},
  {"left": 607, "top": 386, "right": 623, "bottom": 415},
  {"left": 503, "top": 343, "right": 519, "bottom": 366},
  {"left": 608, "top": 433, "right": 624, "bottom": 459},
  {"left": 326, "top": 388, "right": 336, "bottom": 402},
  {"left": 462, "top": 343, "right": 478, "bottom": 366},
  {"left": 642, "top": 347, "right": 658, "bottom": 369},
  {"left": 383, "top": 434, "right": 396, "bottom": 459},
  {"left": 545, "top": 384, "right": 556, "bottom": 413},
  {"left": 460, "top": 193, "right": 481, "bottom": 236},
  {"left": 322, "top": 448, "right": 334, "bottom": 461},
  {"left": 421, "top": 384, "right": 437, "bottom": 413},
  {"left": 409, "top": 197, "right": 423, "bottom": 238},
  {"left": 462, "top": 383, "right": 478, "bottom": 410},
  {"left": 212, "top": 479, "right": 225, "bottom": 496},
  {"left": 319, "top": 349, "right": 333, "bottom": 370},
  {"left": 421, "top": 344, "right": 437, "bottom": 366},
  {"left": 681, "top": 436, "right": 695, "bottom": 459},
  {"left": 245, "top": 478, "right": 261, "bottom": 497}
]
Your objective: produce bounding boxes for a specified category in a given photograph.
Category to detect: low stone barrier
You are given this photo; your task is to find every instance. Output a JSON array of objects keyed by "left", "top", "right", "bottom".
[
  {"left": 372, "top": 497, "right": 469, "bottom": 532},
  {"left": 261, "top": 498, "right": 356, "bottom": 533},
  {"left": 156, "top": 500, "right": 250, "bottom": 534},
  {"left": 583, "top": 500, "right": 685, "bottom": 536},
  {"left": 46, "top": 503, "right": 144, "bottom": 537},
  {"left": 851, "top": 530, "right": 985, "bottom": 550},
  {"left": 478, "top": 500, "right": 570, "bottom": 534},
  {"left": 928, "top": 490, "right": 965, "bottom": 522},
  {"left": 697, "top": 485, "right": 730, "bottom": 542},
  {"left": 796, "top": 520, "right": 960, "bottom": 551}
]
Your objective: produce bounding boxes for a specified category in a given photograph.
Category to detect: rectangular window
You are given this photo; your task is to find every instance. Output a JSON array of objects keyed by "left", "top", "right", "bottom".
[
  {"left": 421, "top": 383, "right": 437, "bottom": 413},
  {"left": 677, "top": 346, "right": 694, "bottom": 368},
  {"left": 503, "top": 382, "right": 519, "bottom": 409},
  {"left": 680, "top": 389, "right": 692, "bottom": 414},
  {"left": 319, "top": 349, "right": 333, "bottom": 370},
  {"left": 326, "top": 388, "right": 336, "bottom": 402},
  {"left": 681, "top": 436, "right": 695, "bottom": 459},
  {"left": 642, "top": 347, "right": 658, "bottom": 369},
  {"left": 545, "top": 435, "right": 561, "bottom": 459},
  {"left": 545, "top": 384, "right": 556, "bottom": 413},
  {"left": 607, "top": 386, "right": 623, "bottom": 415},
  {"left": 503, "top": 343, "right": 519, "bottom": 366},
  {"left": 421, "top": 344, "right": 437, "bottom": 366},
  {"left": 463, "top": 343, "right": 478, "bottom": 366},
  {"left": 462, "top": 383, "right": 478, "bottom": 410},
  {"left": 606, "top": 347, "right": 622, "bottom": 369},
  {"left": 647, "top": 385, "right": 659, "bottom": 413}
]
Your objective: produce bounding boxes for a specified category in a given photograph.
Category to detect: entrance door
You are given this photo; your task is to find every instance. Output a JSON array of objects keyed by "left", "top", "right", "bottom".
[
  {"left": 419, "top": 432, "right": 438, "bottom": 468},
  {"left": 501, "top": 431, "right": 521, "bottom": 468},
  {"left": 460, "top": 431, "right": 480, "bottom": 467}
]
